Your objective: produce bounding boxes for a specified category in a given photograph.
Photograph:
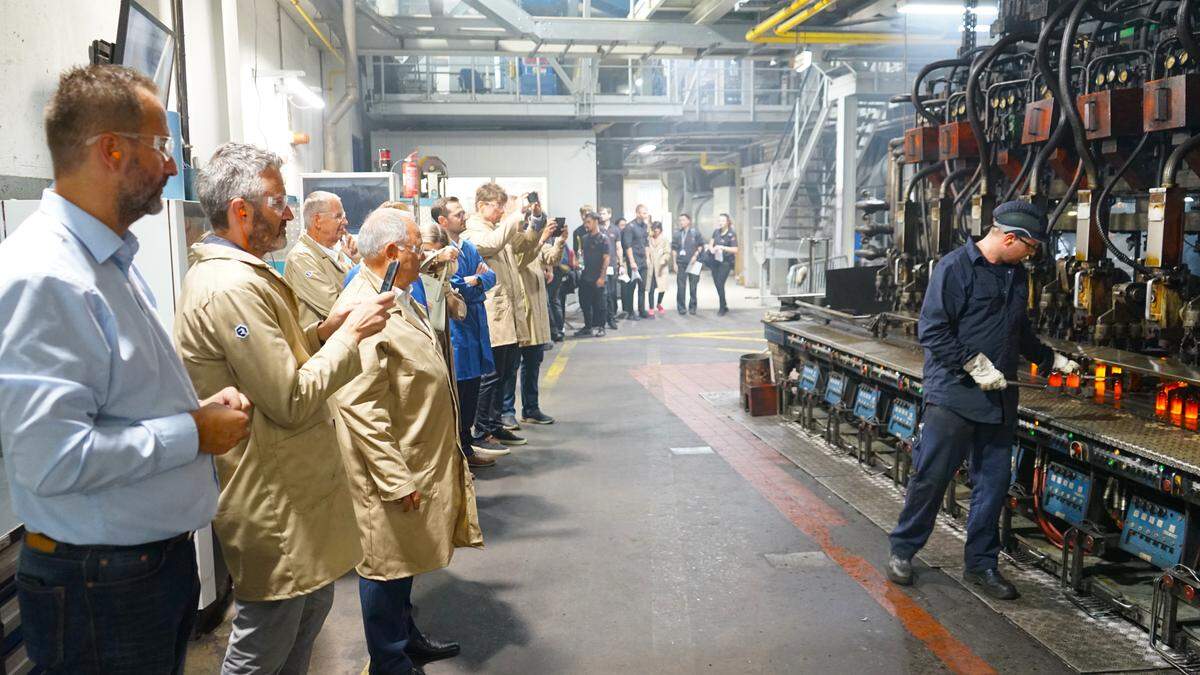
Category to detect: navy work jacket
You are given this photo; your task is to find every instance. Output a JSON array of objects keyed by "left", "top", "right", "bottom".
[{"left": 918, "top": 240, "right": 1054, "bottom": 426}]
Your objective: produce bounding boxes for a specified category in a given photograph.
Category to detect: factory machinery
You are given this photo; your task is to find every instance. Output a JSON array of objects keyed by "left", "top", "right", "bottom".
[{"left": 763, "top": 0, "right": 1200, "bottom": 664}]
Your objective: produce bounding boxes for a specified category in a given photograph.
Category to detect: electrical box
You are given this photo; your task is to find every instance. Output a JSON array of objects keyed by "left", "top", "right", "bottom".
[
  {"left": 799, "top": 363, "right": 820, "bottom": 393},
  {"left": 853, "top": 385, "right": 880, "bottom": 423},
  {"left": 1077, "top": 88, "right": 1144, "bottom": 139},
  {"left": 938, "top": 121, "right": 979, "bottom": 160},
  {"left": 1022, "top": 98, "right": 1057, "bottom": 144},
  {"left": 887, "top": 399, "right": 919, "bottom": 442},
  {"left": 1120, "top": 495, "right": 1187, "bottom": 568},
  {"left": 1042, "top": 462, "right": 1093, "bottom": 527},
  {"left": 825, "top": 372, "right": 847, "bottom": 407},
  {"left": 1144, "top": 74, "right": 1200, "bottom": 132},
  {"left": 903, "top": 126, "right": 940, "bottom": 164}
]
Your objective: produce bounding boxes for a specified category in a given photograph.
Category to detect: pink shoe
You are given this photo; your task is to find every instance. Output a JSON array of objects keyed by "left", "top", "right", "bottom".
[{"left": 657, "top": 305, "right": 665, "bottom": 315}]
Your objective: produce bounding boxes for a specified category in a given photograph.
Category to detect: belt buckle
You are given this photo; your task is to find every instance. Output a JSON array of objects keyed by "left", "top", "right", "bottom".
[{"left": 25, "top": 532, "right": 57, "bottom": 554}]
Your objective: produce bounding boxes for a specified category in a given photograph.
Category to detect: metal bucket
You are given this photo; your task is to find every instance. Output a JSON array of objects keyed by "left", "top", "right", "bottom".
[{"left": 740, "top": 353, "right": 773, "bottom": 408}]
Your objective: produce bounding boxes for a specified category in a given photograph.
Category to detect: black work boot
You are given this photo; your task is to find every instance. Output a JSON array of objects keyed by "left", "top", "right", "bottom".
[
  {"left": 886, "top": 554, "right": 913, "bottom": 586},
  {"left": 963, "top": 568, "right": 1019, "bottom": 600}
]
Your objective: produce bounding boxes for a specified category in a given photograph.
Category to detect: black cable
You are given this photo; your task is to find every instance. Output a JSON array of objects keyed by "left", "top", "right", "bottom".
[
  {"left": 912, "top": 58, "right": 969, "bottom": 126},
  {"left": 1048, "top": 161, "right": 1084, "bottom": 233},
  {"left": 941, "top": 167, "right": 974, "bottom": 198},
  {"left": 1163, "top": 131, "right": 1200, "bottom": 186},
  {"left": 1180, "top": 0, "right": 1200, "bottom": 65},
  {"left": 905, "top": 163, "right": 944, "bottom": 202},
  {"left": 1096, "top": 135, "right": 1155, "bottom": 274},
  {"left": 966, "top": 32, "right": 1037, "bottom": 195},
  {"left": 1002, "top": 145, "right": 1038, "bottom": 202},
  {"left": 1058, "top": 0, "right": 1103, "bottom": 187}
]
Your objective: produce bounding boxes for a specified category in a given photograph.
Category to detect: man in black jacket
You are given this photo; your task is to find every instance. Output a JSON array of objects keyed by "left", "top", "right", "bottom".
[{"left": 671, "top": 213, "right": 704, "bottom": 315}]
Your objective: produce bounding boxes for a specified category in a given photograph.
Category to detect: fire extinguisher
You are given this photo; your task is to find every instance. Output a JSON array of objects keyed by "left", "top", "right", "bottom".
[{"left": 402, "top": 151, "right": 420, "bottom": 198}]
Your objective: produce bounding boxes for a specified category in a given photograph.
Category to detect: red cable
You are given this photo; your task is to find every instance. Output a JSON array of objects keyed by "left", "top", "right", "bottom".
[{"left": 1032, "top": 465, "right": 1066, "bottom": 548}]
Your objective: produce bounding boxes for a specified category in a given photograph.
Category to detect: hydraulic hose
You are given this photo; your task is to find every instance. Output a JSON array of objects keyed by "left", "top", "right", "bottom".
[
  {"left": 1098, "top": 135, "right": 1154, "bottom": 274},
  {"left": 966, "top": 32, "right": 1038, "bottom": 195},
  {"left": 905, "top": 163, "right": 945, "bottom": 202},
  {"left": 912, "top": 58, "right": 970, "bottom": 125},
  {"left": 1002, "top": 145, "right": 1038, "bottom": 202},
  {"left": 1162, "top": 130, "right": 1200, "bottom": 187},
  {"left": 1179, "top": 0, "right": 1200, "bottom": 64},
  {"left": 1048, "top": 161, "right": 1084, "bottom": 233},
  {"left": 940, "top": 167, "right": 975, "bottom": 199},
  {"left": 1058, "top": 0, "right": 1103, "bottom": 187},
  {"left": 1028, "top": 112, "right": 1069, "bottom": 195}
]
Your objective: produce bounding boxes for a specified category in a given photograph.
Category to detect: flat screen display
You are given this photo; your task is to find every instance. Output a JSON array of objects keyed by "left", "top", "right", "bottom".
[{"left": 115, "top": 0, "right": 175, "bottom": 103}]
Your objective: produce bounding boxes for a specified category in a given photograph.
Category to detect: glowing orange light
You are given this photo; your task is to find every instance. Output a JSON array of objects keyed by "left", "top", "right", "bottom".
[
  {"left": 1171, "top": 392, "right": 1185, "bottom": 416},
  {"left": 1186, "top": 397, "right": 1199, "bottom": 422},
  {"left": 1113, "top": 379, "right": 1123, "bottom": 400},
  {"left": 1158, "top": 387, "right": 1171, "bottom": 414},
  {"left": 1030, "top": 363, "right": 1039, "bottom": 377},
  {"left": 1067, "top": 373, "right": 1082, "bottom": 389},
  {"left": 1049, "top": 373, "right": 1064, "bottom": 387}
]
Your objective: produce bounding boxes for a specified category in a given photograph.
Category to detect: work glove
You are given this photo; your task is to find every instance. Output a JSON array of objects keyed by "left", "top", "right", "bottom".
[
  {"left": 964, "top": 353, "right": 1008, "bottom": 391},
  {"left": 1052, "top": 353, "right": 1080, "bottom": 374}
]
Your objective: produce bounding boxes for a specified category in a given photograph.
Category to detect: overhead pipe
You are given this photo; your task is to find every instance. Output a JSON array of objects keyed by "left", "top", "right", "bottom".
[
  {"left": 324, "top": 0, "right": 358, "bottom": 171},
  {"left": 289, "top": 0, "right": 345, "bottom": 64},
  {"left": 744, "top": 0, "right": 907, "bottom": 44},
  {"left": 699, "top": 152, "right": 737, "bottom": 171}
]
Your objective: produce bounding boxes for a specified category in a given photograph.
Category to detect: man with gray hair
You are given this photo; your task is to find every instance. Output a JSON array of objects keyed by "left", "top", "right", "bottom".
[
  {"left": 285, "top": 190, "right": 357, "bottom": 326},
  {"left": 175, "top": 142, "right": 394, "bottom": 674}
]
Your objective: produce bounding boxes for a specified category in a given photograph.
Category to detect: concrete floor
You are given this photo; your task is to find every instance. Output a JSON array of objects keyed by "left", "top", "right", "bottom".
[{"left": 189, "top": 274, "right": 1072, "bottom": 674}]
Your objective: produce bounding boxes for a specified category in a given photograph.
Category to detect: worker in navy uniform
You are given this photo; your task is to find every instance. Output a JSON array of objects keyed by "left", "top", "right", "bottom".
[
  {"left": 598, "top": 207, "right": 622, "bottom": 330},
  {"left": 887, "top": 200, "right": 1080, "bottom": 600},
  {"left": 574, "top": 212, "right": 610, "bottom": 337}
]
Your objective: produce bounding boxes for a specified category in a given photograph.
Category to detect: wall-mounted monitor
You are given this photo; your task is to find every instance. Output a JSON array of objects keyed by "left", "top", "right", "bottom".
[{"left": 114, "top": 0, "right": 175, "bottom": 104}]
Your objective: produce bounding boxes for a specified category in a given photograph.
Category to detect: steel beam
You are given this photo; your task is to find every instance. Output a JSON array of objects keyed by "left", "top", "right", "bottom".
[
  {"left": 833, "top": 91, "right": 858, "bottom": 265},
  {"left": 460, "top": 0, "right": 538, "bottom": 36},
  {"left": 685, "top": 0, "right": 739, "bottom": 24},
  {"left": 547, "top": 57, "right": 578, "bottom": 94}
]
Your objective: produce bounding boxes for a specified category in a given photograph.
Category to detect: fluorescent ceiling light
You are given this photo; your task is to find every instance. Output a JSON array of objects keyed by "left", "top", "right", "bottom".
[
  {"left": 899, "top": 2, "right": 998, "bottom": 16},
  {"left": 637, "top": 143, "right": 657, "bottom": 154},
  {"left": 284, "top": 77, "right": 325, "bottom": 109},
  {"left": 459, "top": 26, "right": 509, "bottom": 33}
]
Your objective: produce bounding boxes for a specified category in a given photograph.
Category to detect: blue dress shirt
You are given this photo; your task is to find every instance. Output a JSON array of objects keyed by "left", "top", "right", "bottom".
[
  {"left": 918, "top": 239, "right": 1054, "bottom": 426},
  {"left": 0, "top": 190, "right": 218, "bottom": 545}
]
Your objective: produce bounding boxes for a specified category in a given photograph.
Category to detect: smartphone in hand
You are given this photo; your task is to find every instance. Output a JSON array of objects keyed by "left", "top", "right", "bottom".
[{"left": 379, "top": 261, "right": 400, "bottom": 292}]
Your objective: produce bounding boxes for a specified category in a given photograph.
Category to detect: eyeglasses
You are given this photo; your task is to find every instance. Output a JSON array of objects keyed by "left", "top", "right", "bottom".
[
  {"left": 1017, "top": 235, "right": 1040, "bottom": 252},
  {"left": 263, "top": 194, "right": 290, "bottom": 215},
  {"left": 86, "top": 132, "right": 175, "bottom": 161},
  {"left": 396, "top": 242, "right": 421, "bottom": 255}
]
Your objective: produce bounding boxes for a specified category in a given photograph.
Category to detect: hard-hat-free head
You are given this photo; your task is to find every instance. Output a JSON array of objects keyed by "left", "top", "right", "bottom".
[
  {"left": 195, "top": 143, "right": 291, "bottom": 259},
  {"left": 46, "top": 64, "right": 178, "bottom": 234}
]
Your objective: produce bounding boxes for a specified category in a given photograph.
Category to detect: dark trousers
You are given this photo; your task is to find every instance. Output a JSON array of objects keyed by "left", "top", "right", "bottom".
[
  {"left": 712, "top": 262, "right": 733, "bottom": 311},
  {"left": 889, "top": 404, "right": 1014, "bottom": 571},
  {"left": 580, "top": 280, "right": 606, "bottom": 328},
  {"left": 17, "top": 534, "right": 198, "bottom": 674},
  {"left": 676, "top": 263, "right": 699, "bottom": 313},
  {"left": 457, "top": 377, "right": 481, "bottom": 458},
  {"left": 605, "top": 273, "right": 619, "bottom": 320},
  {"left": 358, "top": 575, "right": 419, "bottom": 675},
  {"left": 476, "top": 343, "right": 518, "bottom": 438},
  {"left": 648, "top": 275, "right": 665, "bottom": 308},
  {"left": 503, "top": 344, "right": 546, "bottom": 417},
  {"left": 547, "top": 278, "right": 564, "bottom": 338},
  {"left": 623, "top": 266, "right": 647, "bottom": 315},
  {"left": 579, "top": 273, "right": 595, "bottom": 321}
]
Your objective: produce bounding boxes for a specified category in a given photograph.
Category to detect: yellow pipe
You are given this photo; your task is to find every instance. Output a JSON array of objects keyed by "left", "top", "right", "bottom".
[
  {"left": 745, "top": 0, "right": 814, "bottom": 42},
  {"left": 699, "top": 153, "right": 736, "bottom": 171},
  {"left": 776, "top": 0, "right": 837, "bottom": 34},
  {"left": 289, "top": 0, "right": 345, "bottom": 64},
  {"left": 751, "top": 31, "right": 915, "bottom": 44}
]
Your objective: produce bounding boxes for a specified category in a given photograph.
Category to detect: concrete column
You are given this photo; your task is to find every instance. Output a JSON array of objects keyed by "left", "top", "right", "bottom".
[{"left": 834, "top": 92, "right": 858, "bottom": 266}]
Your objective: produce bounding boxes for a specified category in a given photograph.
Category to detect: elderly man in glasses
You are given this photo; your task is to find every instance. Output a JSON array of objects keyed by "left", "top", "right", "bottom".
[
  {"left": 285, "top": 191, "right": 359, "bottom": 326},
  {"left": 887, "top": 200, "right": 1080, "bottom": 600}
]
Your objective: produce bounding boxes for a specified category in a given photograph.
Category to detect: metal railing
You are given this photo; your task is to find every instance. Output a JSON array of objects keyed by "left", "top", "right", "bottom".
[{"left": 363, "top": 55, "right": 805, "bottom": 112}]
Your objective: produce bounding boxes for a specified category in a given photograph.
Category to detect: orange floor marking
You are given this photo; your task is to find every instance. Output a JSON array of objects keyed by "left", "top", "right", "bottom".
[{"left": 633, "top": 363, "right": 996, "bottom": 675}]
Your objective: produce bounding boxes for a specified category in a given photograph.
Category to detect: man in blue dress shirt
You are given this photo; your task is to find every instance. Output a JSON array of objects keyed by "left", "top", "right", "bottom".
[
  {"left": 886, "top": 201, "right": 1079, "bottom": 599},
  {"left": 0, "top": 65, "right": 251, "bottom": 673}
]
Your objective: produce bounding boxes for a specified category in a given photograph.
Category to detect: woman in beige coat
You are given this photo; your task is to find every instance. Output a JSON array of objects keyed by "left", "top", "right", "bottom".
[
  {"left": 646, "top": 221, "right": 672, "bottom": 315},
  {"left": 334, "top": 208, "right": 483, "bottom": 673}
]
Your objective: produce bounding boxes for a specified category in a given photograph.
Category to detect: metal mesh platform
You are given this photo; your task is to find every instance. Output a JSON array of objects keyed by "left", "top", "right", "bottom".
[{"left": 769, "top": 321, "right": 926, "bottom": 377}]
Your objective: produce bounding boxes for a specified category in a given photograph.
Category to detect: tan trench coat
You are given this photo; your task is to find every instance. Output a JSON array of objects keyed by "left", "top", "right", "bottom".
[
  {"left": 459, "top": 212, "right": 527, "bottom": 348},
  {"left": 647, "top": 233, "right": 671, "bottom": 289},
  {"left": 174, "top": 242, "right": 362, "bottom": 601},
  {"left": 513, "top": 232, "right": 566, "bottom": 347},
  {"left": 334, "top": 268, "right": 483, "bottom": 579},
  {"left": 284, "top": 232, "right": 353, "bottom": 326}
]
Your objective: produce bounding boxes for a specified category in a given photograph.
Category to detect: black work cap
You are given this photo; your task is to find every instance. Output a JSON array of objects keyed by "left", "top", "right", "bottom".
[{"left": 993, "top": 200, "right": 1049, "bottom": 243}]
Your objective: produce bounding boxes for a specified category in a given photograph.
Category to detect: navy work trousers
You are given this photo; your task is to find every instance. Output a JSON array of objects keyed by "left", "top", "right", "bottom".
[
  {"left": 888, "top": 403, "right": 1014, "bottom": 571},
  {"left": 503, "top": 344, "right": 546, "bottom": 417},
  {"left": 358, "top": 575, "right": 418, "bottom": 675}
]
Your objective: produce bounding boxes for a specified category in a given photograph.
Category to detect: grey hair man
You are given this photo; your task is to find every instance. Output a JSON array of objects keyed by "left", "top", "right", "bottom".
[
  {"left": 0, "top": 63, "right": 251, "bottom": 675},
  {"left": 175, "top": 141, "right": 394, "bottom": 675},
  {"left": 285, "top": 189, "right": 356, "bottom": 324}
]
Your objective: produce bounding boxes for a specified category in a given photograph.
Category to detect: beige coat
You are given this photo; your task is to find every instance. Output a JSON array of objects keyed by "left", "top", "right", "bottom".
[
  {"left": 284, "top": 232, "right": 353, "bottom": 326},
  {"left": 335, "top": 268, "right": 483, "bottom": 579},
  {"left": 513, "top": 231, "right": 566, "bottom": 347},
  {"left": 459, "top": 212, "right": 527, "bottom": 348},
  {"left": 174, "top": 242, "right": 362, "bottom": 601},
  {"left": 647, "top": 233, "right": 672, "bottom": 288}
]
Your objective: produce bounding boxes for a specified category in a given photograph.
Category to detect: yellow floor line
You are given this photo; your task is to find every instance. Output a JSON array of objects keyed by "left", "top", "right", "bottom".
[{"left": 542, "top": 341, "right": 575, "bottom": 388}]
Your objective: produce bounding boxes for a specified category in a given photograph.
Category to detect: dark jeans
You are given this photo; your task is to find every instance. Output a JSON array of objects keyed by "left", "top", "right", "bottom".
[
  {"left": 580, "top": 279, "right": 606, "bottom": 328},
  {"left": 647, "top": 275, "right": 665, "bottom": 308},
  {"left": 623, "top": 264, "right": 647, "bottom": 315},
  {"left": 579, "top": 273, "right": 594, "bottom": 321},
  {"left": 547, "top": 278, "right": 564, "bottom": 338},
  {"left": 605, "top": 273, "right": 619, "bottom": 320},
  {"left": 358, "top": 575, "right": 419, "bottom": 675},
  {"left": 17, "top": 534, "right": 198, "bottom": 674},
  {"left": 503, "top": 344, "right": 546, "bottom": 417},
  {"left": 476, "top": 343, "right": 518, "bottom": 438},
  {"left": 676, "top": 263, "right": 699, "bottom": 312},
  {"left": 457, "top": 377, "right": 481, "bottom": 457},
  {"left": 889, "top": 404, "right": 1014, "bottom": 571},
  {"left": 712, "top": 262, "right": 733, "bottom": 310}
]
